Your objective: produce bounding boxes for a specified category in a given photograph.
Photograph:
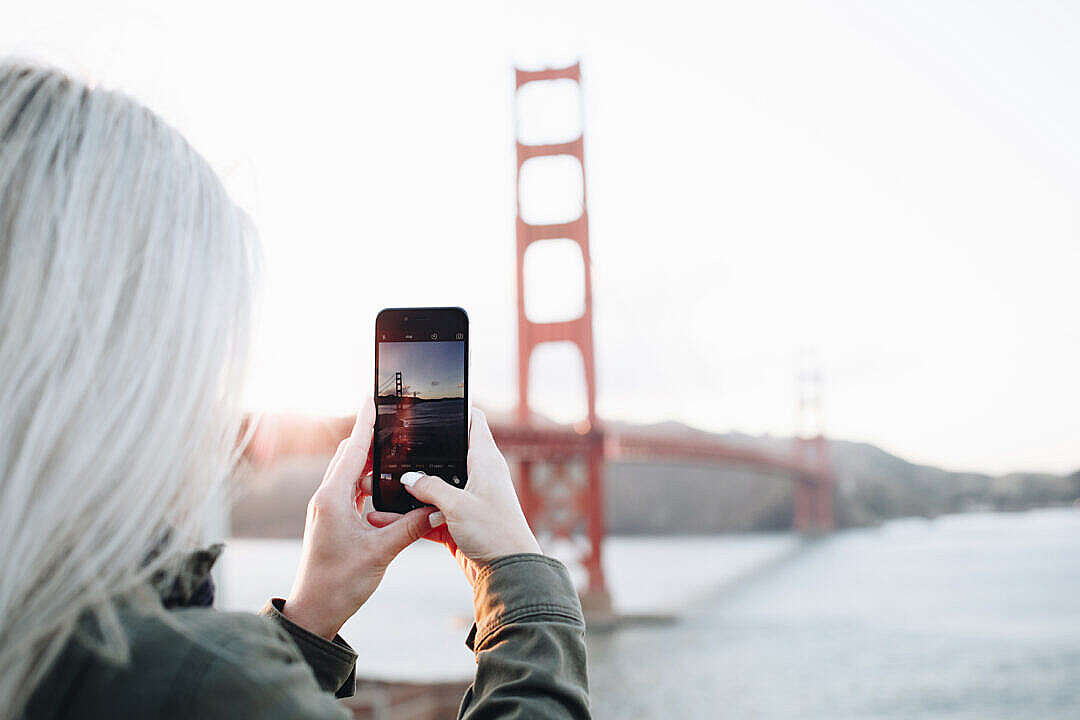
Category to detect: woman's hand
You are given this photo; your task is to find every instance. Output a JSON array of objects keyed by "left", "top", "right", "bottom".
[
  {"left": 366, "top": 409, "right": 541, "bottom": 586},
  {"left": 282, "top": 398, "right": 435, "bottom": 640}
]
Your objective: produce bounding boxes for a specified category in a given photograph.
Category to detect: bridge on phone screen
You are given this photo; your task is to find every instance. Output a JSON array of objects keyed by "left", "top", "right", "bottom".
[{"left": 243, "top": 62, "right": 836, "bottom": 617}]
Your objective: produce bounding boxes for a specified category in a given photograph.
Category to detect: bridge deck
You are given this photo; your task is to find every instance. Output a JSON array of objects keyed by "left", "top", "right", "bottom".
[
  {"left": 241, "top": 415, "right": 827, "bottom": 484},
  {"left": 489, "top": 423, "right": 828, "bottom": 483}
]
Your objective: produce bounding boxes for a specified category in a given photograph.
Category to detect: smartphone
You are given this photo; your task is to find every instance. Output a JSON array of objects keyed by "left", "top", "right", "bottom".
[{"left": 372, "top": 307, "right": 469, "bottom": 513}]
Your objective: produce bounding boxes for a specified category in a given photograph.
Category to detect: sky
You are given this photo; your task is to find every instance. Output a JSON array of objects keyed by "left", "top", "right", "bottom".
[
  {"left": 378, "top": 342, "right": 465, "bottom": 400},
  {"left": 5, "top": 1, "right": 1080, "bottom": 475}
]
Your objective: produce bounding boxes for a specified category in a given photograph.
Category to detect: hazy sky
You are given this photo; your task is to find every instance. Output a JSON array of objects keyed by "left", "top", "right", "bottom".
[
  {"left": 378, "top": 342, "right": 465, "bottom": 400},
  {"left": 6, "top": 1, "right": 1080, "bottom": 474}
]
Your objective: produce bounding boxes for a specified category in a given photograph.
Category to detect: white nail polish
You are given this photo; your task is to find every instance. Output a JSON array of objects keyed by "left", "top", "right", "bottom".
[
  {"left": 429, "top": 511, "right": 445, "bottom": 528},
  {"left": 400, "top": 471, "right": 424, "bottom": 487}
]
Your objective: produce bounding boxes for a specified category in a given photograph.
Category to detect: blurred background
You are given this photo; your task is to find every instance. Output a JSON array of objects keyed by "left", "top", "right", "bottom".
[{"left": 8, "top": 1, "right": 1080, "bottom": 718}]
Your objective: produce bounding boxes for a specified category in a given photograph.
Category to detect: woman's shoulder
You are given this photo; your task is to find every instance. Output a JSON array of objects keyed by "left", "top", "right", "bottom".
[
  {"left": 161, "top": 602, "right": 301, "bottom": 664},
  {"left": 27, "top": 589, "right": 333, "bottom": 720}
]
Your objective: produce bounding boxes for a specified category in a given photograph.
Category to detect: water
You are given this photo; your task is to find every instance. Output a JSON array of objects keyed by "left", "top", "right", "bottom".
[
  {"left": 588, "top": 510, "right": 1080, "bottom": 719},
  {"left": 376, "top": 397, "right": 466, "bottom": 460},
  {"left": 221, "top": 508, "right": 1080, "bottom": 718}
]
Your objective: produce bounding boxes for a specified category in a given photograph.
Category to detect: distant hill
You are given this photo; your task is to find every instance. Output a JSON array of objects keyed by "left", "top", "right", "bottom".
[
  {"left": 231, "top": 416, "right": 1080, "bottom": 538},
  {"left": 603, "top": 419, "right": 1079, "bottom": 533}
]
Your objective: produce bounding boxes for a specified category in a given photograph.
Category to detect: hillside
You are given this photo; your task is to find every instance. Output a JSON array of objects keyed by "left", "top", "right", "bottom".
[
  {"left": 231, "top": 420, "right": 1080, "bottom": 537},
  {"left": 605, "top": 420, "right": 1079, "bottom": 533}
]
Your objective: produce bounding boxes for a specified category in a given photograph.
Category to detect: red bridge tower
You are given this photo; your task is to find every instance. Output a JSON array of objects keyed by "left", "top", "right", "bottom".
[
  {"left": 512, "top": 62, "right": 610, "bottom": 613},
  {"left": 793, "top": 356, "right": 834, "bottom": 532}
]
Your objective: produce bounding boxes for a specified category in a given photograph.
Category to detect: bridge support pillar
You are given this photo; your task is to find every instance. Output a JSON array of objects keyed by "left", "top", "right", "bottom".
[
  {"left": 513, "top": 62, "right": 610, "bottom": 614},
  {"left": 513, "top": 433, "right": 611, "bottom": 618},
  {"left": 793, "top": 434, "right": 834, "bottom": 533},
  {"left": 793, "top": 476, "right": 814, "bottom": 533},
  {"left": 812, "top": 472, "right": 835, "bottom": 532}
]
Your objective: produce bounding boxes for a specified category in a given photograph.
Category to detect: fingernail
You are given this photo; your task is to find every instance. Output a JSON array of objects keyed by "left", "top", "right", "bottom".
[
  {"left": 400, "top": 471, "right": 424, "bottom": 487},
  {"left": 429, "top": 511, "right": 445, "bottom": 528}
]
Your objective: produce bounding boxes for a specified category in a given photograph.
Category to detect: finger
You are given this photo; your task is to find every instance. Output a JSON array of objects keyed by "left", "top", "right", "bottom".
[
  {"left": 366, "top": 510, "right": 403, "bottom": 527},
  {"left": 400, "top": 473, "right": 465, "bottom": 512},
  {"left": 467, "top": 408, "right": 505, "bottom": 479},
  {"left": 354, "top": 473, "right": 374, "bottom": 512},
  {"left": 324, "top": 438, "right": 349, "bottom": 480},
  {"left": 469, "top": 408, "right": 496, "bottom": 453},
  {"left": 367, "top": 510, "right": 450, "bottom": 543},
  {"left": 374, "top": 506, "right": 436, "bottom": 555},
  {"left": 323, "top": 396, "right": 376, "bottom": 500},
  {"left": 422, "top": 524, "right": 453, "bottom": 544},
  {"left": 471, "top": 409, "right": 501, "bottom": 464},
  {"left": 361, "top": 442, "right": 373, "bottom": 479}
]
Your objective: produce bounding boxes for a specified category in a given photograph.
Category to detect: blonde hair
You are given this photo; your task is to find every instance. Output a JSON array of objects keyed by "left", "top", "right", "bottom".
[{"left": 0, "top": 61, "right": 256, "bottom": 716}]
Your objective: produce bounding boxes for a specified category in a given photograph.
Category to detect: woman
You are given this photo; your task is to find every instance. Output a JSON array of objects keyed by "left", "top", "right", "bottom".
[{"left": 0, "top": 62, "right": 589, "bottom": 719}]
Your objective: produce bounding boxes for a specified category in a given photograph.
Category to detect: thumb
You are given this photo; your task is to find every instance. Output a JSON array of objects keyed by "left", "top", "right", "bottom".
[
  {"left": 374, "top": 506, "right": 436, "bottom": 556},
  {"left": 401, "top": 473, "right": 464, "bottom": 511}
]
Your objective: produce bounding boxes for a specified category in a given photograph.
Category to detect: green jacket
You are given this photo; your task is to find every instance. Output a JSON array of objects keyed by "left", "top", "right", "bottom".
[{"left": 25, "top": 553, "right": 590, "bottom": 719}]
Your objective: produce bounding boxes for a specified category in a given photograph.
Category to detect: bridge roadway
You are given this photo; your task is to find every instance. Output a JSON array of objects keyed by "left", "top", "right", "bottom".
[{"left": 241, "top": 414, "right": 830, "bottom": 489}]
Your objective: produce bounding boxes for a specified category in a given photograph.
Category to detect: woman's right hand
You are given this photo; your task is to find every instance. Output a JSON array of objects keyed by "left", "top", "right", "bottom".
[{"left": 365, "top": 408, "right": 541, "bottom": 585}]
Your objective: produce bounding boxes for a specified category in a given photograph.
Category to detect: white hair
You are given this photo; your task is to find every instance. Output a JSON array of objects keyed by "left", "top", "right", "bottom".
[{"left": 0, "top": 61, "right": 257, "bottom": 716}]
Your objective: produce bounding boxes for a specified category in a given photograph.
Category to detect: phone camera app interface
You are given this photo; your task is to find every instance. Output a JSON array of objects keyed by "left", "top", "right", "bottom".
[{"left": 375, "top": 336, "right": 466, "bottom": 508}]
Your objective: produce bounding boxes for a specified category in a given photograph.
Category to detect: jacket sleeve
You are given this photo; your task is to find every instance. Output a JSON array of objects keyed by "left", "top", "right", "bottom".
[
  {"left": 186, "top": 607, "right": 355, "bottom": 720},
  {"left": 260, "top": 598, "right": 358, "bottom": 699},
  {"left": 458, "top": 554, "right": 591, "bottom": 719}
]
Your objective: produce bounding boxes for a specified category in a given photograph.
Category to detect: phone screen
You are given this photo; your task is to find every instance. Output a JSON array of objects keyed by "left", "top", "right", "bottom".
[{"left": 373, "top": 307, "right": 468, "bottom": 513}]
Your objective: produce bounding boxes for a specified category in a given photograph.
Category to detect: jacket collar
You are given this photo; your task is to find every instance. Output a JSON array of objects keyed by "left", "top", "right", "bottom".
[{"left": 150, "top": 543, "right": 223, "bottom": 609}]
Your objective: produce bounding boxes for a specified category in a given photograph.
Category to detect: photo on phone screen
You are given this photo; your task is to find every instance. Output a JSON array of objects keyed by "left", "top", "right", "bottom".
[{"left": 373, "top": 307, "right": 468, "bottom": 513}]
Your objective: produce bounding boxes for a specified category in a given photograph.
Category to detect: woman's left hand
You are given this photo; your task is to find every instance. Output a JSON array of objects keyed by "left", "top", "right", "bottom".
[{"left": 281, "top": 397, "right": 435, "bottom": 640}]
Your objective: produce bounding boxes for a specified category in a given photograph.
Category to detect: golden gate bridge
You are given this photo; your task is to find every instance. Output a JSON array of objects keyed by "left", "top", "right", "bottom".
[
  {"left": 243, "top": 62, "right": 836, "bottom": 615},
  {"left": 377, "top": 371, "right": 407, "bottom": 399}
]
